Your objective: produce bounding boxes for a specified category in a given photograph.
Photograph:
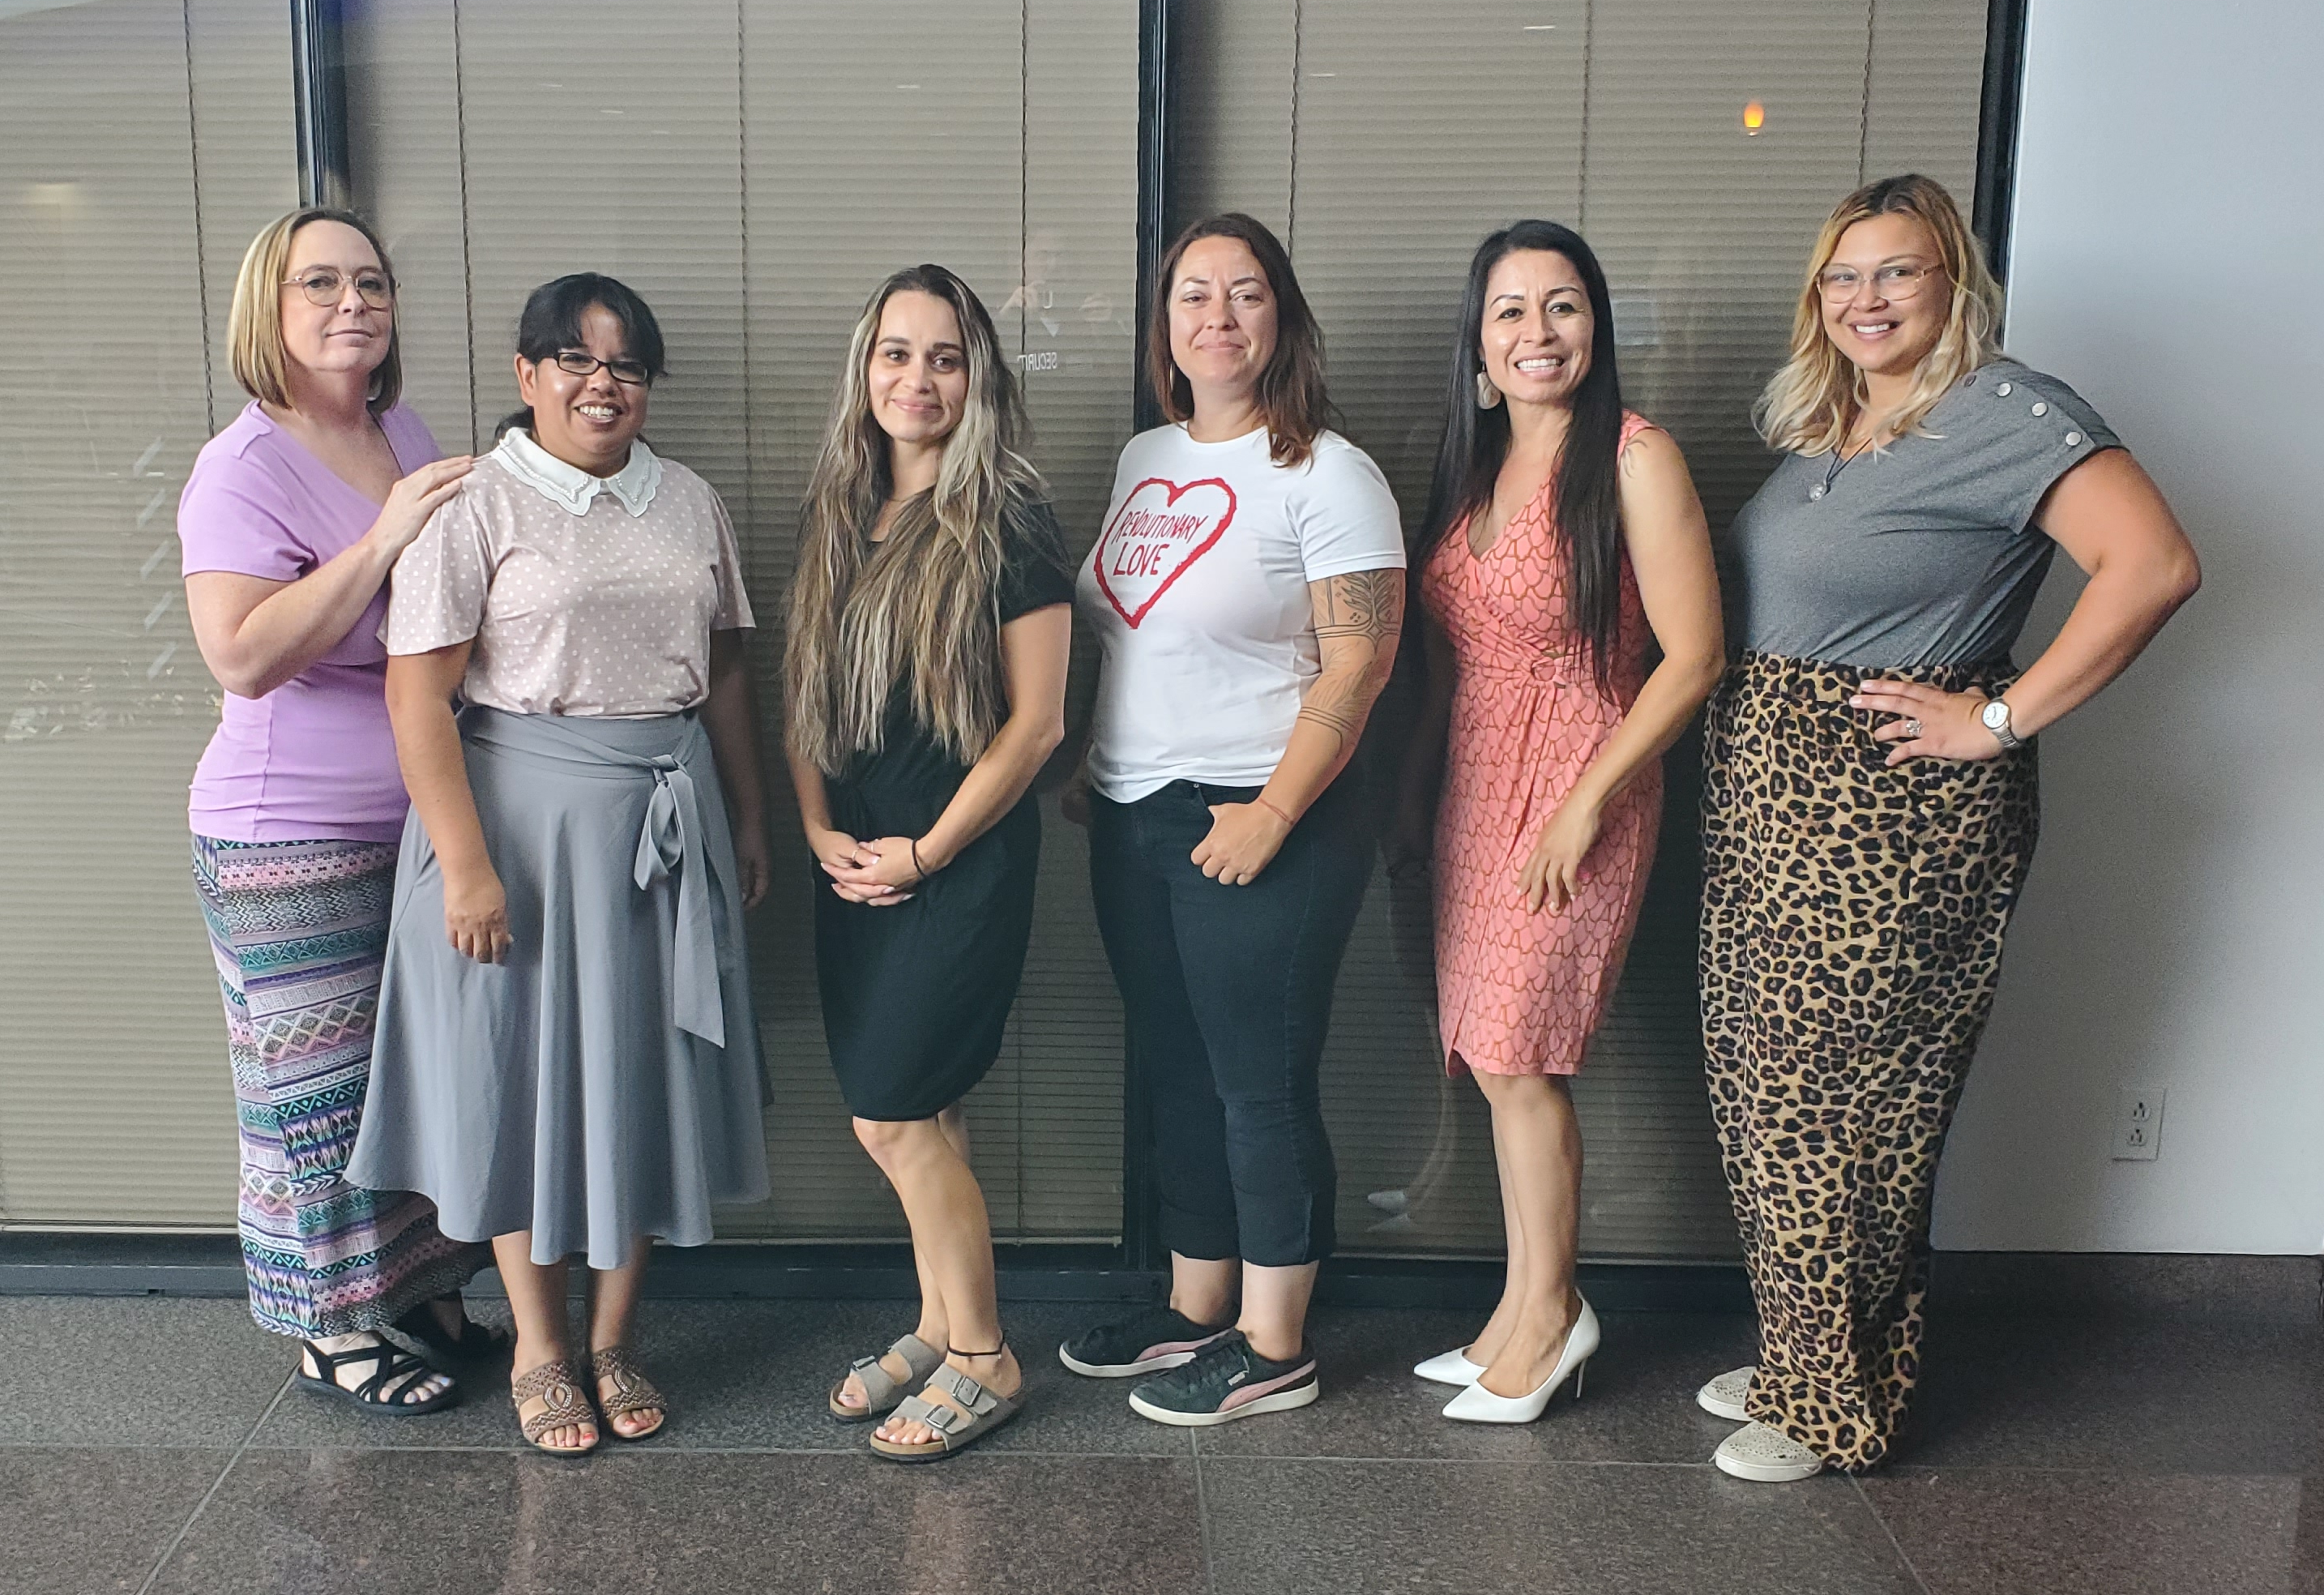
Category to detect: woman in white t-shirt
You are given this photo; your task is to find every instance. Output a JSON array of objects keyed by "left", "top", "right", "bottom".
[{"left": 1061, "top": 212, "right": 1406, "bottom": 1426}]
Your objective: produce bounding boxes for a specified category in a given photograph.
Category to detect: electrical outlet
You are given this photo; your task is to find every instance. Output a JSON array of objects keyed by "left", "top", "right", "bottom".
[{"left": 2112, "top": 1086, "right": 2166, "bottom": 1161}]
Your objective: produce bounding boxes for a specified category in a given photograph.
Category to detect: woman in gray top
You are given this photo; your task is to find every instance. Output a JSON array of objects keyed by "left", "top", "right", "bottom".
[{"left": 1694, "top": 175, "right": 2198, "bottom": 1483}]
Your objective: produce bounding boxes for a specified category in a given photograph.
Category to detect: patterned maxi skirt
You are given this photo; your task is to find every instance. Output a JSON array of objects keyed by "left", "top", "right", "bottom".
[
  {"left": 193, "top": 835, "right": 488, "bottom": 1337},
  {"left": 1698, "top": 652, "right": 2040, "bottom": 1472}
]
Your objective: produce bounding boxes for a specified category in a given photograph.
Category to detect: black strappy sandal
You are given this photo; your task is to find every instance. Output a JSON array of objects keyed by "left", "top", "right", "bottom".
[
  {"left": 393, "top": 1298, "right": 513, "bottom": 1370},
  {"left": 297, "top": 1336, "right": 463, "bottom": 1415}
]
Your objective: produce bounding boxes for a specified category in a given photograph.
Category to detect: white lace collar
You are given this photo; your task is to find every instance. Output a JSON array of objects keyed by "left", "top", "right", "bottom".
[{"left": 494, "top": 427, "right": 662, "bottom": 518}]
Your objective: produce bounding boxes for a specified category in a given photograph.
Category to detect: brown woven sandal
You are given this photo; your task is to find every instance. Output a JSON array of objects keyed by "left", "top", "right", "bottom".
[
  {"left": 511, "top": 1358, "right": 598, "bottom": 1457},
  {"left": 587, "top": 1345, "right": 667, "bottom": 1441}
]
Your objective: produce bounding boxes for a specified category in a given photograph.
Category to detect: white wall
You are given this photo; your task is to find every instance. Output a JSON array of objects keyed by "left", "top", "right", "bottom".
[{"left": 1931, "top": 0, "right": 2324, "bottom": 1253}]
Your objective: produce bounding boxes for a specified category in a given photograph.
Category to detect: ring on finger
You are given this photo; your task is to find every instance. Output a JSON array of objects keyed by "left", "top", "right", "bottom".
[{"left": 1904, "top": 717, "right": 1925, "bottom": 737}]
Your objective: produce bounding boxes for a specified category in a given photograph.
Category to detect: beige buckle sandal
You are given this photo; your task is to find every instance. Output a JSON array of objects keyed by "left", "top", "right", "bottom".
[
  {"left": 829, "top": 1332, "right": 943, "bottom": 1423},
  {"left": 511, "top": 1358, "right": 597, "bottom": 1457},
  {"left": 867, "top": 1360, "right": 1023, "bottom": 1462},
  {"left": 586, "top": 1345, "right": 667, "bottom": 1441}
]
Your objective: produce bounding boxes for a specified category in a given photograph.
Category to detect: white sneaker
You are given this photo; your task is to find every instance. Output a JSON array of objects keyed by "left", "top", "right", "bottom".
[
  {"left": 1695, "top": 1365, "right": 1754, "bottom": 1422},
  {"left": 1712, "top": 1420, "right": 1823, "bottom": 1482}
]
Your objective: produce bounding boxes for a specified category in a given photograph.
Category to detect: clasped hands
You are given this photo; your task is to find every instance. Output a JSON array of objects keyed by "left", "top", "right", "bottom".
[{"left": 813, "top": 827, "right": 933, "bottom": 907}]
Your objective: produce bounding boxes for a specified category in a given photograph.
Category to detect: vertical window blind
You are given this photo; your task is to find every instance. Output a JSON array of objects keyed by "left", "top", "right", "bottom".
[{"left": 1169, "top": 0, "right": 1990, "bottom": 1259}]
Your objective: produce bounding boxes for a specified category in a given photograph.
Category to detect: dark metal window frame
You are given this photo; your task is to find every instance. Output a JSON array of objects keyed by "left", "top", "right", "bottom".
[
  {"left": 75, "top": 0, "right": 2018, "bottom": 1313},
  {"left": 1974, "top": 0, "right": 2032, "bottom": 283},
  {"left": 290, "top": 0, "right": 352, "bottom": 209}
]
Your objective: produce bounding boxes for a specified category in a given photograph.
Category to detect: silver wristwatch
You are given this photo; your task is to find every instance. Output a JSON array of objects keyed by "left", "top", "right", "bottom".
[{"left": 1980, "top": 697, "right": 2024, "bottom": 751}]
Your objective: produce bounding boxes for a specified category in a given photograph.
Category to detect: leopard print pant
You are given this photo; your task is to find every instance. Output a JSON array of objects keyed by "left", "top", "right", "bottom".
[{"left": 1699, "top": 651, "right": 2039, "bottom": 1473}]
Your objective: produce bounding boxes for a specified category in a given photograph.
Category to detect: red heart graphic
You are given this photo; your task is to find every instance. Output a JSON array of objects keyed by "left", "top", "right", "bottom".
[{"left": 1092, "top": 476, "right": 1237, "bottom": 628}]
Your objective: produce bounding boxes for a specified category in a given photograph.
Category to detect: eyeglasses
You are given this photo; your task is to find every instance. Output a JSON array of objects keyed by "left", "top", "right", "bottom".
[
  {"left": 284, "top": 268, "right": 395, "bottom": 310},
  {"left": 1816, "top": 262, "right": 1943, "bottom": 301},
  {"left": 549, "top": 350, "right": 653, "bottom": 386}
]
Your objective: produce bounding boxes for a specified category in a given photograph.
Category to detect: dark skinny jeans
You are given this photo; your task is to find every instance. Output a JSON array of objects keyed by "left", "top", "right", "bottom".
[{"left": 1089, "top": 776, "right": 1371, "bottom": 1268}]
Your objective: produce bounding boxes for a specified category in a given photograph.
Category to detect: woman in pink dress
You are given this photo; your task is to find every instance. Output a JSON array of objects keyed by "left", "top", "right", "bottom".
[{"left": 1397, "top": 221, "right": 1724, "bottom": 1423}]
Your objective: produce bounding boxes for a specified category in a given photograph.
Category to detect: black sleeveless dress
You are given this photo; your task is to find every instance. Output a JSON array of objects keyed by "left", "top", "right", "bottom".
[{"left": 814, "top": 505, "right": 1074, "bottom": 1120}]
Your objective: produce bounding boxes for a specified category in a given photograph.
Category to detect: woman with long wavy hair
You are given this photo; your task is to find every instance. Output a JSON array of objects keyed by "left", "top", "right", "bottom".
[
  {"left": 1694, "top": 175, "right": 2198, "bottom": 1482},
  {"left": 1397, "top": 220, "right": 1722, "bottom": 1424},
  {"left": 786, "top": 264, "right": 1073, "bottom": 1461}
]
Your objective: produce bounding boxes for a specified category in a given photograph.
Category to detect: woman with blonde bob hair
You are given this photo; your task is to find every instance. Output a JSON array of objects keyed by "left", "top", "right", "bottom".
[
  {"left": 786, "top": 264, "right": 1073, "bottom": 1460},
  {"left": 1693, "top": 174, "right": 2201, "bottom": 1482},
  {"left": 179, "top": 207, "right": 494, "bottom": 1414}
]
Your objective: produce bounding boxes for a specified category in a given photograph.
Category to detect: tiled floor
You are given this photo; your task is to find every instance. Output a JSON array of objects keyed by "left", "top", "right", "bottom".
[{"left": 0, "top": 1291, "right": 2314, "bottom": 1594}]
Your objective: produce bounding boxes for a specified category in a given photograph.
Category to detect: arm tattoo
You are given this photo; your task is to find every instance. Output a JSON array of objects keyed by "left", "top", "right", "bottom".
[
  {"left": 1312, "top": 567, "right": 1405, "bottom": 647},
  {"left": 1298, "top": 568, "right": 1406, "bottom": 750}
]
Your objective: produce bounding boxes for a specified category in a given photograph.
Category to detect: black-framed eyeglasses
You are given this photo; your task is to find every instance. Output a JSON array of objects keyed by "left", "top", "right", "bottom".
[
  {"left": 550, "top": 350, "right": 653, "bottom": 386},
  {"left": 284, "top": 268, "right": 395, "bottom": 310}
]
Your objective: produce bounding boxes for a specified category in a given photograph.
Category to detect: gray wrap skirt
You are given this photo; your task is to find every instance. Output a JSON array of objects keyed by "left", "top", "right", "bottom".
[{"left": 349, "top": 706, "right": 770, "bottom": 1268}]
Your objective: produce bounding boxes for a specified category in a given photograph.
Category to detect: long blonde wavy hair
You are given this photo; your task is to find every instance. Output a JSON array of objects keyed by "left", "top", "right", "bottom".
[
  {"left": 1754, "top": 174, "right": 2003, "bottom": 455},
  {"left": 784, "top": 264, "right": 1047, "bottom": 774}
]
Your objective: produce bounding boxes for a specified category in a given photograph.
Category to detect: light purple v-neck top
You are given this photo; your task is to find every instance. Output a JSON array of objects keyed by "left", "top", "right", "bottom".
[{"left": 181, "top": 400, "right": 442, "bottom": 844}]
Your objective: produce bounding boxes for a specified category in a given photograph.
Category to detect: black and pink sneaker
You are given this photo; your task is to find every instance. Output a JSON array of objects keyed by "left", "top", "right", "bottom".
[
  {"left": 1126, "top": 1332, "right": 1319, "bottom": 1426},
  {"left": 1057, "top": 1305, "right": 1234, "bottom": 1379}
]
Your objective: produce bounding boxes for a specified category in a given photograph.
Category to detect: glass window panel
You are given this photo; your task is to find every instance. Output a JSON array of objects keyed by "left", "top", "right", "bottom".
[
  {"left": 1168, "top": 0, "right": 1993, "bottom": 1259},
  {"left": 344, "top": 0, "right": 1140, "bottom": 1242},
  {"left": 0, "top": 0, "right": 293, "bottom": 1226}
]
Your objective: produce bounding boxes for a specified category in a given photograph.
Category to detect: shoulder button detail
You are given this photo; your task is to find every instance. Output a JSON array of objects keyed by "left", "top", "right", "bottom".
[
  {"left": 1995, "top": 381, "right": 2014, "bottom": 396},
  {"left": 2031, "top": 401, "right": 2049, "bottom": 417},
  {"left": 2065, "top": 430, "right": 2084, "bottom": 446}
]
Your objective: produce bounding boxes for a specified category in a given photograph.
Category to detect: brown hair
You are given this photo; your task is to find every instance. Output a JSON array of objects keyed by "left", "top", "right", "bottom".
[
  {"left": 1146, "top": 212, "right": 1330, "bottom": 468},
  {"left": 785, "top": 264, "right": 1050, "bottom": 774},
  {"left": 228, "top": 207, "right": 402, "bottom": 417},
  {"left": 1754, "top": 173, "right": 2002, "bottom": 455}
]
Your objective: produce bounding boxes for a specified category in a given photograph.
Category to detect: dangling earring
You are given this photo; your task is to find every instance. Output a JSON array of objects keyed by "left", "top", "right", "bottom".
[{"left": 1475, "top": 369, "right": 1502, "bottom": 409}]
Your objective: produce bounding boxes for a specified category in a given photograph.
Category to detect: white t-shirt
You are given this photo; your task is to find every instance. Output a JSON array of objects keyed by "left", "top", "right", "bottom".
[{"left": 1077, "top": 423, "right": 1406, "bottom": 802}]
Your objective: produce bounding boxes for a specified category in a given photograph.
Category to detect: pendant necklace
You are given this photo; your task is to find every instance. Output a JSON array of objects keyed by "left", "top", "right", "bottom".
[{"left": 1809, "top": 423, "right": 1883, "bottom": 502}]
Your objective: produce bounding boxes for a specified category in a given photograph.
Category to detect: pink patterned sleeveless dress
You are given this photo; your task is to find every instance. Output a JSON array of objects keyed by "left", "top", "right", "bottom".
[{"left": 1420, "top": 410, "right": 1661, "bottom": 1076}]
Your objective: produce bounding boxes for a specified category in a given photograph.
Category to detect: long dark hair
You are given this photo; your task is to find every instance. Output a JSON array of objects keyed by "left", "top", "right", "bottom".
[
  {"left": 1420, "top": 220, "right": 1626, "bottom": 689},
  {"left": 495, "top": 272, "right": 668, "bottom": 439},
  {"left": 1147, "top": 212, "right": 1331, "bottom": 468}
]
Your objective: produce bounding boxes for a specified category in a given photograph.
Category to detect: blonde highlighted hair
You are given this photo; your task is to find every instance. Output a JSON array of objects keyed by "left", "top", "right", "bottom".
[
  {"left": 1754, "top": 174, "right": 2001, "bottom": 456},
  {"left": 228, "top": 207, "right": 402, "bottom": 416},
  {"left": 784, "top": 264, "right": 1049, "bottom": 775}
]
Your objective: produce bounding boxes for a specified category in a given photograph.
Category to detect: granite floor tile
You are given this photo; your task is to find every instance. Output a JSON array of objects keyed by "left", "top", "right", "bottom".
[
  {"left": 1904, "top": 1307, "right": 2322, "bottom": 1474},
  {"left": 0, "top": 1297, "right": 290, "bottom": 1447},
  {"left": 1860, "top": 1469, "right": 2313, "bottom": 1595},
  {"left": 1193, "top": 1307, "right": 1759, "bottom": 1463},
  {"left": 0, "top": 1447, "right": 223, "bottom": 1595},
  {"left": 253, "top": 1298, "right": 1190, "bottom": 1456},
  {"left": 2297, "top": 1476, "right": 2323, "bottom": 1595},
  {"left": 1200, "top": 1455, "right": 1918, "bottom": 1595},
  {"left": 150, "top": 1447, "right": 1207, "bottom": 1595}
]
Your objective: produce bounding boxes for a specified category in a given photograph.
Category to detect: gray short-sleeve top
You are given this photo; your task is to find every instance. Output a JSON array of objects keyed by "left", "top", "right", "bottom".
[{"left": 1728, "top": 358, "right": 2121, "bottom": 669}]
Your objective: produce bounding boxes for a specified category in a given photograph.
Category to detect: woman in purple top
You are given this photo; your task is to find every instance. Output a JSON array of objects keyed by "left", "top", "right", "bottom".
[{"left": 180, "top": 208, "right": 498, "bottom": 1412}]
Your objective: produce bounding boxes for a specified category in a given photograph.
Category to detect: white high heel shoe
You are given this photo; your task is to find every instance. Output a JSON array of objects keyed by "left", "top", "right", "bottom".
[
  {"left": 1441, "top": 1299, "right": 1600, "bottom": 1424},
  {"left": 1412, "top": 1346, "right": 1485, "bottom": 1387}
]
